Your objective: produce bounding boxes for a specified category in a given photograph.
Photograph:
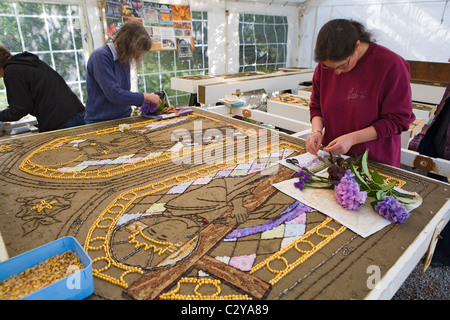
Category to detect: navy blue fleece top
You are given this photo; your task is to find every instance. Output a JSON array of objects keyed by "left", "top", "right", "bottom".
[{"left": 85, "top": 42, "right": 144, "bottom": 122}]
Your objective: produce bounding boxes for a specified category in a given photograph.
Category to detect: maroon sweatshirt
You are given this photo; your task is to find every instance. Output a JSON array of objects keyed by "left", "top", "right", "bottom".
[{"left": 310, "top": 43, "right": 416, "bottom": 167}]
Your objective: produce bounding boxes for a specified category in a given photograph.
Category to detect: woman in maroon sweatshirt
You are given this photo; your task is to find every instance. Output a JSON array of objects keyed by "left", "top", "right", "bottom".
[{"left": 307, "top": 19, "right": 415, "bottom": 167}]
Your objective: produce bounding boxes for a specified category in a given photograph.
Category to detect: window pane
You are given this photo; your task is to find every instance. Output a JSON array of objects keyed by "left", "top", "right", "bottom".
[
  {"left": 264, "top": 24, "right": 276, "bottom": 43},
  {"left": 16, "top": 2, "right": 43, "bottom": 15},
  {"left": 276, "top": 24, "right": 287, "bottom": 43},
  {"left": 0, "top": 1, "right": 86, "bottom": 104},
  {"left": 242, "top": 23, "right": 254, "bottom": 44},
  {"left": 145, "top": 75, "right": 160, "bottom": 92},
  {"left": 242, "top": 65, "right": 256, "bottom": 72},
  {"left": 202, "top": 21, "right": 207, "bottom": 44},
  {"left": 54, "top": 52, "right": 78, "bottom": 82},
  {"left": 36, "top": 53, "right": 52, "bottom": 67},
  {"left": 192, "top": 11, "right": 202, "bottom": 20},
  {"left": 45, "top": 3, "right": 69, "bottom": 16},
  {"left": 267, "top": 45, "right": 277, "bottom": 64},
  {"left": 161, "top": 72, "right": 175, "bottom": 96},
  {"left": 177, "top": 56, "right": 191, "bottom": 70},
  {"left": 159, "top": 51, "right": 175, "bottom": 72},
  {"left": 72, "top": 18, "right": 83, "bottom": 49},
  {"left": 265, "top": 16, "right": 274, "bottom": 24},
  {"left": 255, "top": 24, "right": 266, "bottom": 43},
  {"left": 0, "top": 2, "right": 14, "bottom": 14},
  {"left": 244, "top": 14, "right": 254, "bottom": 23},
  {"left": 68, "top": 83, "right": 80, "bottom": 98},
  {"left": 48, "top": 17, "right": 74, "bottom": 50},
  {"left": 176, "top": 94, "right": 189, "bottom": 106},
  {"left": 239, "top": 45, "right": 244, "bottom": 66},
  {"left": 137, "top": 74, "right": 145, "bottom": 92},
  {"left": 275, "top": 16, "right": 285, "bottom": 24},
  {"left": 256, "top": 45, "right": 268, "bottom": 64},
  {"left": 243, "top": 45, "right": 256, "bottom": 65},
  {"left": 0, "top": 16, "right": 21, "bottom": 52},
  {"left": 0, "top": 92, "right": 7, "bottom": 110},
  {"left": 277, "top": 45, "right": 286, "bottom": 63},
  {"left": 192, "top": 48, "right": 204, "bottom": 69},
  {"left": 19, "top": 17, "right": 49, "bottom": 51},
  {"left": 142, "top": 52, "right": 160, "bottom": 73},
  {"left": 193, "top": 21, "right": 202, "bottom": 45},
  {"left": 255, "top": 15, "right": 264, "bottom": 23},
  {"left": 77, "top": 51, "right": 86, "bottom": 80},
  {"left": 80, "top": 82, "right": 87, "bottom": 104}
]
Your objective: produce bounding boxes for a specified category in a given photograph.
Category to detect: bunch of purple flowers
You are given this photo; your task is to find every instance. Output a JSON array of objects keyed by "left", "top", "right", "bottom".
[
  {"left": 374, "top": 196, "right": 410, "bottom": 223},
  {"left": 334, "top": 170, "right": 368, "bottom": 211},
  {"left": 139, "top": 100, "right": 159, "bottom": 115},
  {"left": 294, "top": 167, "right": 333, "bottom": 191},
  {"left": 140, "top": 99, "right": 165, "bottom": 116},
  {"left": 293, "top": 150, "right": 414, "bottom": 224}
]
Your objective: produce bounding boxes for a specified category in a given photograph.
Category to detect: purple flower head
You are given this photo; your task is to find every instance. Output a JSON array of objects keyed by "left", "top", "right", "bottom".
[
  {"left": 374, "top": 196, "right": 410, "bottom": 223},
  {"left": 334, "top": 170, "right": 367, "bottom": 210},
  {"left": 293, "top": 167, "right": 311, "bottom": 191},
  {"left": 140, "top": 100, "right": 159, "bottom": 115},
  {"left": 294, "top": 180, "right": 304, "bottom": 190},
  {"left": 294, "top": 167, "right": 306, "bottom": 177}
]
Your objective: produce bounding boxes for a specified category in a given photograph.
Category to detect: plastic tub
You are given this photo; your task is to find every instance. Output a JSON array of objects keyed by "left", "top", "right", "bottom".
[{"left": 0, "top": 236, "right": 93, "bottom": 300}]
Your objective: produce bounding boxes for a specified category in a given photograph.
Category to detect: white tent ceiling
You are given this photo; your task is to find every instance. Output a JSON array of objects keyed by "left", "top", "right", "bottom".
[{"left": 227, "top": 0, "right": 307, "bottom": 6}]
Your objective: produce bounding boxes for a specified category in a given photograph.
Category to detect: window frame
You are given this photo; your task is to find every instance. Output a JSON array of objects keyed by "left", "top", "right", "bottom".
[
  {"left": 238, "top": 13, "right": 288, "bottom": 73},
  {"left": 0, "top": 0, "right": 86, "bottom": 106}
]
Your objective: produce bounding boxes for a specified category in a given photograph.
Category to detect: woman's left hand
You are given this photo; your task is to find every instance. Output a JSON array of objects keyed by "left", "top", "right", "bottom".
[{"left": 323, "top": 134, "right": 353, "bottom": 156}]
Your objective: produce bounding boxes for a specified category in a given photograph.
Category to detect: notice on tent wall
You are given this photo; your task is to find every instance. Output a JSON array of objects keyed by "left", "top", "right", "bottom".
[{"left": 104, "top": 0, "right": 193, "bottom": 55}]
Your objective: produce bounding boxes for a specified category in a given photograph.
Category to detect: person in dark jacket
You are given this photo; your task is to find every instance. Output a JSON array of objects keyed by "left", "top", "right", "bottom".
[
  {"left": 417, "top": 58, "right": 450, "bottom": 267},
  {"left": 0, "top": 46, "right": 85, "bottom": 132}
]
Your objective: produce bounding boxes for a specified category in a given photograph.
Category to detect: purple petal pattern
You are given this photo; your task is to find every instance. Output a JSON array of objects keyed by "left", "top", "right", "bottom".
[
  {"left": 334, "top": 170, "right": 367, "bottom": 211},
  {"left": 374, "top": 196, "right": 409, "bottom": 223}
]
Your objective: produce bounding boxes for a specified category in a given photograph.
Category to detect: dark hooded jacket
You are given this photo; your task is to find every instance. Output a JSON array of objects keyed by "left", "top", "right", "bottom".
[
  {"left": 418, "top": 84, "right": 450, "bottom": 161},
  {"left": 0, "top": 52, "right": 85, "bottom": 132}
]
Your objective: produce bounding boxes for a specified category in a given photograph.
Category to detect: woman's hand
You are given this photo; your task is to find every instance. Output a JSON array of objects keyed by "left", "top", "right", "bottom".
[
  {"left": 323, "top": 135, "right": 353, "bottom": 156},
  {"left": 306, "top": 131, "right": 323, "bottom": 156},
  {"left": 324, "top": 126, "right": 378, "bottom": 156},
  {"left": 144, "top": 93, "right": 162, "bottom": 106}
]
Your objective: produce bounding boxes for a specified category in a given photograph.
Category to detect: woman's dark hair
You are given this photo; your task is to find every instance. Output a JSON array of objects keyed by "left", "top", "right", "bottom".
[
  {"left": 0, "top": 46, "right": 12, "bottom": 69},
  {"left": 314, "top": 19, "right": 375, "bottom": 62},
  {"left": 112, "top": 21, "right": 152, "bottom": 64}
]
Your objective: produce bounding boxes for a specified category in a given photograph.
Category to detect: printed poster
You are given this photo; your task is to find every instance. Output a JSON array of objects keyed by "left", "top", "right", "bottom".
[{"left": 104, "top": 1, "right": 193, "bottom": 52}]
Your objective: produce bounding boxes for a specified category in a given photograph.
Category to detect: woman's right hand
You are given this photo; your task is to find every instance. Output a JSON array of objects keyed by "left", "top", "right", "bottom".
[
  {"left": 144, "top": 93, "right": 162, "bottom": 106},
  {"left": 306, "top": 131, "right": 323, "bottom": 156}
]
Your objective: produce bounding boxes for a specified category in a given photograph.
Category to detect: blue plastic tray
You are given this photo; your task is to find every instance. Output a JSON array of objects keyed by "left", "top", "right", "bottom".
[{"left": 0, "top": 236, "right": 93, "bottom": 300}]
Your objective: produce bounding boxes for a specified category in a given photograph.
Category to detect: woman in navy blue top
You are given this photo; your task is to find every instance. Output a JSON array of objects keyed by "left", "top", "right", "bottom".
[{"left": 85, "top": 21, "right": 161, "bottom": 123}]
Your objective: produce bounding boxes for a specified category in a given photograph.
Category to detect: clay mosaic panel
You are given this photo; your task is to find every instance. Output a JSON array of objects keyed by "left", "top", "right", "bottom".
[{"left": 0, "top": 108, "right": 448, "bottom": 300}]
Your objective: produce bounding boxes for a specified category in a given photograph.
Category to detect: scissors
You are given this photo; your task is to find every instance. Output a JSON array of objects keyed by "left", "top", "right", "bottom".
[
  {"left": 286, "top": 158, "right": 300, "bottom": 166},
  {"left": 286, "top": 155, "right": 326, "bottom": 167},
  {"left": 286, "top": 158, "right": 303, "bottom": 170}
]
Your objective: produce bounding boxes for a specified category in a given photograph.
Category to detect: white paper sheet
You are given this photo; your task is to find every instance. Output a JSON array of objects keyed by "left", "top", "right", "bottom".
[{"left": 273, "top": 178, "right": 422, "bottom": 238}]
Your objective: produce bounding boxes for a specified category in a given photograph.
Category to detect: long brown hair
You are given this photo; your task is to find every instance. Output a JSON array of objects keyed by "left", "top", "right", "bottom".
[
  {"left": 112, "top": 21, "right": 152, "bottom": 64},
  {"left": 314, "top": 19, "right": 375, "bottom": 62}
]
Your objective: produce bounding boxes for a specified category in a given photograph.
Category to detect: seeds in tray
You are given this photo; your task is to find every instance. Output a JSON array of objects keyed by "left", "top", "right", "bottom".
[{"left": 0, "top": 250, "right": 84, "bottom": 300}]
